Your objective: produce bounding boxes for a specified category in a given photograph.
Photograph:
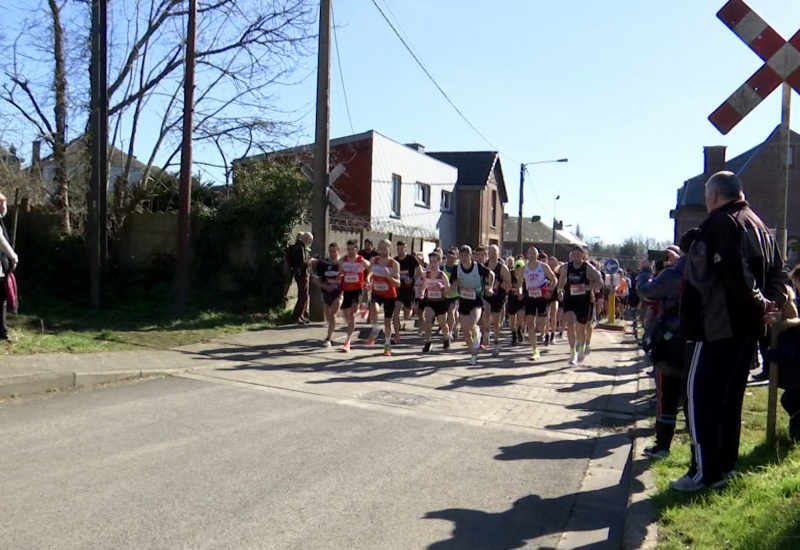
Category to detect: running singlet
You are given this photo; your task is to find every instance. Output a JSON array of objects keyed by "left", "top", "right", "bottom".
[
  {"left": 490, "top": 262, "right": 506, "bottom": 294},
  {"left": 423, "top": 269, "right": 446, "bottom": 301},
  {"left": 341, "top": 255, "right": 365, "bottom": 291},
  {"left": 396, "top": 255, "right": 420, "bottom": 288},
  {"left": 316, "top": 258, "right": 341, "bottom": 288},
  {"left": 457, "top": 261, "right": 488, "bottom": 302},
  {"left": 443, "top": 264, "right": 460, "bottom": 299},
  {"left": 371, "top": 257, "right": 398, "bottom": 298},
  {"left": 524, "top": 262, "right": 548, "bottom": 299},
  {"left": 566, "top": 262, "right": 590, "bottom": 297}
]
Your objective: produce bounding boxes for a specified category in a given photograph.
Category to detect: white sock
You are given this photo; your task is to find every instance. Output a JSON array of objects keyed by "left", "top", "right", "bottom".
[{"left": 385, "top": 334, "right": 391, "bottom": 345}]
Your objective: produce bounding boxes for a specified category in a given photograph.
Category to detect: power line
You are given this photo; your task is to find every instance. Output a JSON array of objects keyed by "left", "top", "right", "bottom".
[
  {"left": 368, "top": 0, "right": 500, "bottom": 152},
  {"left": 331, "top": 4, "right": 354, "bottom": 134}
]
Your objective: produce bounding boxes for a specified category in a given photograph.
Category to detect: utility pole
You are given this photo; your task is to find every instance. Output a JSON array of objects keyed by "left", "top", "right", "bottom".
[
  {"left": 88, "top": 0, "right": 108, "bottom": 309},
  {"left": 309, "top": 0, "right": 331, "bottom": 323},
  {"left": 517, "top": 164, "right": 525, "bottom": 256},
  {"left": 175, "top": 0, "right": 196, "bottom": 313}
]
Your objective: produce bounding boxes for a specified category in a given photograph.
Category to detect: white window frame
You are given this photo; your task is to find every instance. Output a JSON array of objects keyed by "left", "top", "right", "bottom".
[
  {"left": 415, "top": 182, "right": 431, "bottom": 208},
  {"left": 391, "top": 173, "right": 402, "bottom": 218},
  {"left": 440, "top": 190, "right": 452, "bottom": 212},
  {"left": 491, "top": 190, "right": 498, "bottom": 228}
]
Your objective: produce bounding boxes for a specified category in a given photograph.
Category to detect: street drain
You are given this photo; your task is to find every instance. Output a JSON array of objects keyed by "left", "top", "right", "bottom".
[{"left": 360, "top": 390, "right": 431, "bottom": 407}]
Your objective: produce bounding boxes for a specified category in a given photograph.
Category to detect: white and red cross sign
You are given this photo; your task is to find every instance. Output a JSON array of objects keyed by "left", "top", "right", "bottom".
[{"left": 709, "top": 0, "right": 800, "bottom": 134}]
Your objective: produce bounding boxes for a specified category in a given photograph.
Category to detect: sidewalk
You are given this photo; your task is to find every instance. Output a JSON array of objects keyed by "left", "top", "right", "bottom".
[{"left": 0, "top": 321, "right": 658, "bottom": 548}]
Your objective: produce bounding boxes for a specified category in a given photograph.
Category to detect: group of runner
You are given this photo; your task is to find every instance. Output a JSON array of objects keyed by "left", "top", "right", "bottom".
[{"left": 310, "top": 239, "right": 604, "bottom": 366}]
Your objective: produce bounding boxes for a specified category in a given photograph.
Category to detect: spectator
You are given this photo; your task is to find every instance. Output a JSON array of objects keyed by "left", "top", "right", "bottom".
[
  {"left": 0, "top": 191, "right": 19, "bottom": 341},
  {"left": 769, "top": 284, "right": 800, "bottom": 440},
  {"left": 359, "top": 239, "right": 379, "bottom": 261},
  {"left": 673, "top": 171, "right": 786, "bottom": 492},
  {"left": 289, "top": 232, "right": 313, "bottom": 324},
  {"left": 636, "top": 232, "right": 698, "bottom": 459}
]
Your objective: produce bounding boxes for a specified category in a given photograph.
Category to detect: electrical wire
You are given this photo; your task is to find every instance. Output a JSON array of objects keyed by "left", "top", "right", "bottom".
[
  {"left": 368, "top": 0, "right": 500, "bottom": 152},
  {"left": 331, "top": 4, "right": 355, "bottom": 134}
]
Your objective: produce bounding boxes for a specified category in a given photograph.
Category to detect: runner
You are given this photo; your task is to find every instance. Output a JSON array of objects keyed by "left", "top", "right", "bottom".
[
  {"left": 583, "top": 254, "right": 600, "bottom": 356},
  {"left": 547, "top": 256, "right": 563, "bottom": 345},
  {"left": 557, "top": 246, "right": 603, "bottom": 365},
  {"left": 339, "top": 239, "right": 371, "bottom": 353},
  {"left": 473, "top": 246, "right": 492, "bottom": 349},
  {"left": 443, "top": 247, "right": 461, "bottom": 341},
  {"left": 310, "top": 242, "right": 343, "bottom": 346},
  {"left": 452, "top": 245, "right": 495, "bottom": 365},
  {"left": 393, "top": 241, "right": 421, "bottom": 342},
  {"left": 508, "top": 258, "right": 526, "bottom": 345},
  {"left": 368, "top": 239, "right": 401, "bottom": 356},
  {"left": 523, "top": 247, "right": 558, "bottom": 361},
  {"left": 419, "top": 250, "right": 452, "bottom": 352},
  {"left": 485, "top": 244, "right": 512, "bottom": 356}
]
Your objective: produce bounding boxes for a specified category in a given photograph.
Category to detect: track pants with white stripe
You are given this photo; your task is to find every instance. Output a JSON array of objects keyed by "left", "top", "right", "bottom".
[{"left": 683, "top": 336, "right": 756, "bottom": 484}]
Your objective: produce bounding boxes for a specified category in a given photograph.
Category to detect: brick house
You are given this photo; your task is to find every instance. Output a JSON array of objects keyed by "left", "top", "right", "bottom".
[
  {"left": 237, "top": 130, "right": 458, "bottom": 250},
  {"left": 425, "top": 151, "right": 508, "bottom": 249},
  {"left": 671, "top": 127, "right": 800, "bottom": 265}
]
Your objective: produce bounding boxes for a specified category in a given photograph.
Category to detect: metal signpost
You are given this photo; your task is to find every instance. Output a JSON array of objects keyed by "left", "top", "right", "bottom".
[{"left": 708, "top": 0, "right": 800, "bottom": 441}]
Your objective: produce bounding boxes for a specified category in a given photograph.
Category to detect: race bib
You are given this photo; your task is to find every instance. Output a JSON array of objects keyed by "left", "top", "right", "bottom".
[
  {"left": 344, "top": 274, "right": 359, "bottom": 283},
  {"left": 374, "top": 282, "right": 389, "bottom": 292},
  {"left": 528, "top": 288, "right": 543, "bottom": 299},
  {"left": 324, "top": 270, "right": 339, "bottom": 279},
  {"left": 570, "top": 284, "right": 587, "bottom": 295},
  {"left": 460, "top": 288, "right": 477, "bottom": 300},
  {"left": 372, "top": 265, "right": 387, "bottom": 277},
  {"left": 427, "top": 289, "right": 443, "bottom": 300}
]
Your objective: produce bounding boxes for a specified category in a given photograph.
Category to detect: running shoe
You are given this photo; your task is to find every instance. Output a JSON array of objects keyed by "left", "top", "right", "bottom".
[
  {"left": 511, "top": 332, "right": 518, "bottom": 346},
  {"left": 469, "top": 352, "right": 478, "bottom": 366},
  {"left": 643, "top": 445, "right": 670, "bottom": 459},
  {"left": 366, "top": 328, "right": 379, "bottom": 346},
  {"left": 323, "top": 338, "right": 332, "bottom": 348},
  {"left": 443, "top": 339, "right": 451, "bottom": 350},
  {"left": 423, "top": 341, "right": 432, "bottom": 353},
  {"left": 544, "top": 334, "right": 551, "bottom": 346},
  {"left": 529, "top": 348, "right": 540, "bottom": 361},
  {"left": 342, "top": 342, "right": 351, "bottom": 353},
  {"left": 669, "top": 474, "right": 726, "bottom": 492},
  {"left": 568, "top": 350, "right": 577, "bottom": 365},
  {"left": 383, "top": 345, "right": 392, "bottom": 356},
  {"left": 577, "top": 344, "right": 586, "bottom": 364},
  {"left": 492, "top": 345, "right": 500, "bottom": 358}
]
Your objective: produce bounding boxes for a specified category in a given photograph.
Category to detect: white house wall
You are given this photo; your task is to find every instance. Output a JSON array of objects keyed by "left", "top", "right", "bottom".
[{"left": 370, "top": 133, "right": 457, "bottom": 247}]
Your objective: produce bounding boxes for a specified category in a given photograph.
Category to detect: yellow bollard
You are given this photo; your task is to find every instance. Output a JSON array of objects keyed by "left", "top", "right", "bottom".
[{"left": 607, "top": 291, "right": 616, "bottom": 325}]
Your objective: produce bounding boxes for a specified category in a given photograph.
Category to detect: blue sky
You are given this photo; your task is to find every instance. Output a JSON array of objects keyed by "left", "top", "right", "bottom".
[{"left": 2, "top": 0, "right": 800, "bottom": 244}]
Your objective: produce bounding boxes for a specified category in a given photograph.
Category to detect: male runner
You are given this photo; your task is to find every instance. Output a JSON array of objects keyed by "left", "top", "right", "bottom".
[
  {"left": 310, "top": 242, "right": 343, "bottom": 346},
  {"left": 473, "top": 246, "right": 491, "bottom": 349},
  {"left": 452, "top": 245, "right": 494, "bottom": 365},
  {"left": 508, "top": 257, "right": 526, "bottom": 345},
  {"left": 522, "top": 247, "right": 558, "bottom": 361},
  {"left": 557, "top": 246, "right": 603, "bottom": 365},
  {"left": 419, "top": 250, "right": 452, "bottom": 352},
  {"left": 339, "top": 239, "right": 371, "bottom": 353},
  {"left": 369, "top": 239, "right": 401, "bottom": 356},
  {"left": 547, "top": 256, "right": 563, "bottom": 345},
  {"left": 485, "top": 244, "right": 512, "bottom": 356},
  {"left": 393, "top": 241, "right": 420, "bottom": 341},
  {"left": 443, "top": 247, "right": 461, "bottom": 341}
]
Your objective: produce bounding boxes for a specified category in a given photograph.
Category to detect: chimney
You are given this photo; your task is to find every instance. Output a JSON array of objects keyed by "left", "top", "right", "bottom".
[
  {"left": 32, "top": 140, "right": 41, "bottom": 165},
  {"left": 703, "top": 146, "right": 727, "bottom": 178},
  {"left": 405, "top": 143, "right": 425, "bottom": 153}
]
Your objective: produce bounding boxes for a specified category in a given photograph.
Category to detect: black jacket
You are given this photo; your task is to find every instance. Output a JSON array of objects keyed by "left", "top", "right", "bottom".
[
  {"left": 681, "top": 200, "right": 785, "bottom": 342},
  {"left": 288, "top": 239, "right": 308, "bottom": 277},
  {"left": 0, "top": 217, "right": 10, "bottom": 276}
]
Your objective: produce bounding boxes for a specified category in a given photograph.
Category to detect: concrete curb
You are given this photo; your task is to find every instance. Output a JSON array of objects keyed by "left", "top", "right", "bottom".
[
  {"left": 0, "top": 369, "right": 190, "bottom": 400},
  {"left": 622, "top": 351, "right": 659, "bottom": 550}
]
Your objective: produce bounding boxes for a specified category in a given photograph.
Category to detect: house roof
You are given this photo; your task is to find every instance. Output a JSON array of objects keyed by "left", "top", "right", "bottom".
[
  {"left": 425, "top": 151, "right": 508, "bottom": 203},
  {"left": 503, "top": 216, "right": 587, "bottom": 246},
  {"left": 677, "top": 126, "right": 798, "bottom": 208},
  {"left": 36, "top": 135, "right": 150, "bottom": 172}
]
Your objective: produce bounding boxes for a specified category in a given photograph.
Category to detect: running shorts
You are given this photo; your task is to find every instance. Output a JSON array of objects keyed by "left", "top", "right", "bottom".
[
  {"left": 525, "top": 297, "right": 549, "bottom": 317},
  {"left": 397, "top": 287, "right": 416, "bottom": 309},
  {"left": 507, "top": 294, "right": 524, "bottom": 315},
  {"left": 563, "top": 297, "right": 592, "bottom": 325},
  {"left": 485, "top": 292, "right": 507, "bottom": 314},
  {"left": 372, "top": 294, "right": 397, "bottom": 319},
  {"left": 341, "top": 289, "right": 362, "bottom": 310},
  {"left": 423, "top": 300, "right": 449, "bottom": 317},
  {"left": 458, "top": 298, "right": 483, "bottom": 317},
  {"left": 322, "top": 289, "right": 342, "bottom": 306}
]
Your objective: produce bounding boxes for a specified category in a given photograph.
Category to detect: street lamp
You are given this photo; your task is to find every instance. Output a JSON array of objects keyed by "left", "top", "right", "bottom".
[{"left": 517, "top": 158, "right": 568, "bottom": 256}]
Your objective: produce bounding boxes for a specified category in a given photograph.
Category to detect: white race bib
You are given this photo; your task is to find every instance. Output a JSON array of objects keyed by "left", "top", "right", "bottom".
[
  {"left": 427, "top": 290, "right": 443, "bottom": 300},
  {"left": 570, "top": 284, "right": 587, "bottom": 295},
  {"left": 344, "top": 274, "right": 359, "bottom": 283},
  {"left": 374, "top": 282, "right": 389, "bottom": 292},
  {"left": 324, "top": 270, "right": 339, "bottom": 278},
  {"left": 528, "top": 288, "right": 543, "bottom": 299},
  {"left": 460, "top": 288, "right": 477, "bottom": 300}
]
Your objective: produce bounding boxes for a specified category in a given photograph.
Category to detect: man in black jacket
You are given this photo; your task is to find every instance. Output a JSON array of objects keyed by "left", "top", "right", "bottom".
[
  {"left": 289, "top": 232, "right": 313, "bottom": 324},
  {"left": 672, "top": 171, "right": 786, "bottom": 492}
]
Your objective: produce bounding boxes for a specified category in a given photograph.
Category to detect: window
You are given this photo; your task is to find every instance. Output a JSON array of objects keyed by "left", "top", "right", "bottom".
[
  {"left": 391, "top": 174, "right": 402, "bottom": 217},
  {"left": 441, "top": 190, "right": 452, "bottom": 212},
  {"left": 491, "top": 190, "right": 498, "bottom": 228},
  {"left": 415, "top": 182, "right": 431, "bottom": 208}
]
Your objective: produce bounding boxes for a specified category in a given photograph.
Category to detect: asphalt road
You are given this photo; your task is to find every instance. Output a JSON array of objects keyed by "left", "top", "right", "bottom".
[{"left": 0, "top": 375, "right": 595, "bottom": 549}]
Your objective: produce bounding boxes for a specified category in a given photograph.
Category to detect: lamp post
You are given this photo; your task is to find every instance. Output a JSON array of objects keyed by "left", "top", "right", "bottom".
[{"left": 517, "top": 158, "right": 568, "bottom": 256}]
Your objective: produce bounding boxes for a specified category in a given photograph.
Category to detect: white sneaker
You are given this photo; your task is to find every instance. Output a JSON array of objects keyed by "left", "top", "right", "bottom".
[
  {"left": 323, "top": 339, "right": 332, "bottom": 348},
  {"left": 568, "top": 351, "right": 578, "bottom": 366},
  {"left": 577, "top": 344, "right": 586, "bottom": 364},
  {"left": 469, "top": 352, "right": 478, "bottom": 366}
]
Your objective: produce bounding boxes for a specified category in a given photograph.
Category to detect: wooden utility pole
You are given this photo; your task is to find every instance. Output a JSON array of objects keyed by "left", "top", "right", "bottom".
[
  {"left": 517, "top": 164, "right": 524, "bottom": 257},
  {"left": 767, "top": 82, "right": 792, "bottom": 443},
  {"left": 175, "top": 0, "right": 196, "bottom": 313},
  {"left": 88, "top": 0, "right": 108, "bottom": 308},
  {"left": 309, "top": 0, "right": 331, "bottom": 323}
]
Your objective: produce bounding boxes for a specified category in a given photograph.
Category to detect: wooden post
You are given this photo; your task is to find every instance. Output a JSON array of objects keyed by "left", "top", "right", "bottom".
[{"left": 767, "top": 83, "right": 792, "bottom": 443}]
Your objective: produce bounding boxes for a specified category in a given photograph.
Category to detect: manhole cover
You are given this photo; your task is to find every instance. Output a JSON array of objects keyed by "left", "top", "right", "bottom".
[{"left": 360, "top": 390, "right": 431, "bottom": 407}]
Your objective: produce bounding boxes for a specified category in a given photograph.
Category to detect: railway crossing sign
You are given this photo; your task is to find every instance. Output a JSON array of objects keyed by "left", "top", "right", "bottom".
[{"left": 709, "top": 0, "right": 800, "bottom": 134}]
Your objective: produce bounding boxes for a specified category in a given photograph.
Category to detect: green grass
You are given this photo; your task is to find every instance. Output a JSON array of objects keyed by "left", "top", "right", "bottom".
[
  {"left": 652, "top": 387, "right": 800, "bottom": 550},
  {"left": 0, "top": 300, "right": 293, "bottom": 355}
]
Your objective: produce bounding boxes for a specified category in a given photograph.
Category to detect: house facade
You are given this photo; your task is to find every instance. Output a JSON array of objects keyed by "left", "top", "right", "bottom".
[
  {"left": 426, "top": 151, "right": 507, "bottom": 249},
  {"left": 671, "top": 127, "right": 800, "bottom": 265},
  {"left": 237, "top": 130, "right": 458, "bottom": 250}
]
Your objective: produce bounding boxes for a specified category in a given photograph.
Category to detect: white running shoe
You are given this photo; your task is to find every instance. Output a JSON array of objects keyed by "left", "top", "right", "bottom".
[
  {"left": 568, "top": 350, "right": 578, "bottom": 366},
  {"left": 576, "top": 344, "right": 586, "bottom": 364},
  {"left": 469, "top": 352, "right": 478, "bottom": 366}
]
